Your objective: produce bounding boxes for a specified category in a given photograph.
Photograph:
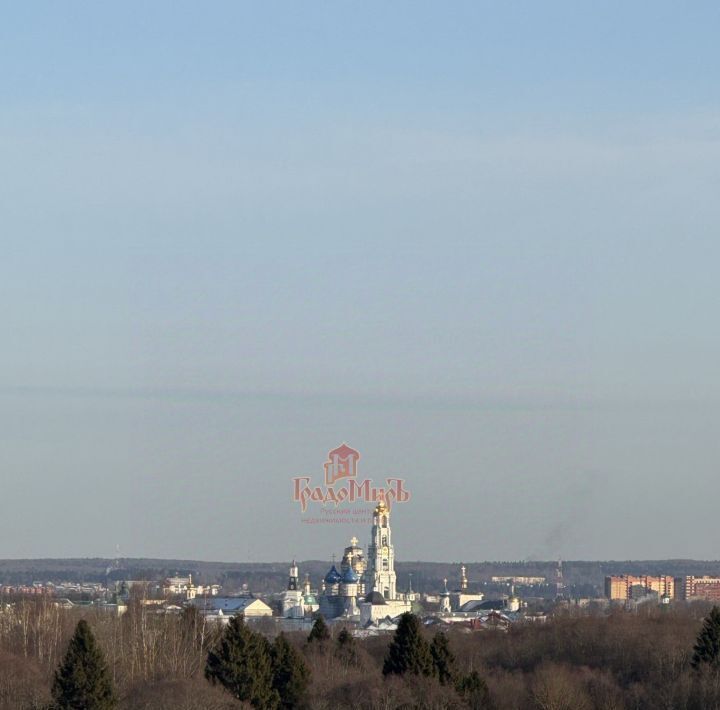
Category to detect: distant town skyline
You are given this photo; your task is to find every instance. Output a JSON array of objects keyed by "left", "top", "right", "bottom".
[{"left": 2, "top": 2, "right": 720, "bottom": 561}]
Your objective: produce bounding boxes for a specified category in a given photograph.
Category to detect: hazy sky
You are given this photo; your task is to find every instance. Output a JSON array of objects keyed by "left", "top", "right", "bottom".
[{"left": 2, "top": 2, "right": 719, "bottom": 562}]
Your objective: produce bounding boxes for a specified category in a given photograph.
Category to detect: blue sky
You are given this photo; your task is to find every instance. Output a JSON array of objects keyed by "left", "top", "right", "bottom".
[{"left": 1, "top": 2, "right": 719, "bottom": 562}]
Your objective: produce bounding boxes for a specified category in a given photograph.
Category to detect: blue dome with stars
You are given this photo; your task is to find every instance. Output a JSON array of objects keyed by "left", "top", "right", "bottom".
[{"left": 324, "top": 565, "right": 342, "bottom": 585}]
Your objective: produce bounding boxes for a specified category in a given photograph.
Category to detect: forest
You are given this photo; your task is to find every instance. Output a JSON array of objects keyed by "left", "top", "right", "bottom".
[{"left": 2, "top": 598, "right": 720, "bottom": 709}]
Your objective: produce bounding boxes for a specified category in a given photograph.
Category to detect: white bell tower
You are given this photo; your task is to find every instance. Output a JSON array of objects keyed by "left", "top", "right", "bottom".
[
  {"left": 281, "top": 561, "right": 303, "bottom": 618},
  {"left": 366, "top": 499, "right": 396, "bottom": 599},
  {"left": 440, "top": 578, "right": 451, "bottom": 613}
]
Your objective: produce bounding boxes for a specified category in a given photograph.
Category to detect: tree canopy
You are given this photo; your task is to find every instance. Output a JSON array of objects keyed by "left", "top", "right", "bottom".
[
  {"left": 51, "top": 619, "right": 117, "bottom": 710},
  {"left": 430, "top": 631, "right": 456, "bottom": 685},
  {"left": 271, "top": 633, "right": 310, "bottom": 709},
  {"left": 307, "top": 616, "right": 330, "bottom": 645},
  {"left": 383, "top": 612, "right": 434, "bottom": 677},
  {"left": 205, "top": 615, "right": 278, "bottom": 708},
  {"left": 692, "top": 606, "right": 720, "bottom": 670}
]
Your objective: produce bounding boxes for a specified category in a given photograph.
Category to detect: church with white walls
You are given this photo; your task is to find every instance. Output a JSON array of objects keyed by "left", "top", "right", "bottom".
[{"left": 282, "top": 499, "right": 412, "bottom": 626}]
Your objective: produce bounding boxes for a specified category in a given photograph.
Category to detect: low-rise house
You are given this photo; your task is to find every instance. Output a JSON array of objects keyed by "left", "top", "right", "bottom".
[{"left": 188, "top": 596, "right": 273, "bottom": 623}]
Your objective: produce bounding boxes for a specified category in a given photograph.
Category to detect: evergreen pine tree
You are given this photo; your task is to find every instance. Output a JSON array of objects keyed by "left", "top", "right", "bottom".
[
  {"left": 271, "top": 633, "right": 310, "bottom": 709},
  {"left": 307, "top": 616, "right": 330, "bottom": 644},
  {"left": 456, "top": 671, "right": 491, "bottom": 709},
  {"left": 382, "top": 612, "right": 434, "bottom": 677},
  {"left": 205, "top": 615, "right": 278, "bottom": 708},
  {"left": 692, "top": 606, "right": 720, "bottom": 670},
  {"left": 51, "top": 619, "right": 117, "bottom": 710},
  {"left": 336, "top": 627, "right": 359, "bottom": 666},
  {"left": 455, "top": 671, "right": 491, "bottom": 710},
  {"left": 430, "top": 631, "right": 456, "bottom": 685}
]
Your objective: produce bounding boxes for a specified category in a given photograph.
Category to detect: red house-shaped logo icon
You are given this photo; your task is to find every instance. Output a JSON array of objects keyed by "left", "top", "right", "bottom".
[{"left": 324, "top": 443, "right": 360, "bottom": 485}]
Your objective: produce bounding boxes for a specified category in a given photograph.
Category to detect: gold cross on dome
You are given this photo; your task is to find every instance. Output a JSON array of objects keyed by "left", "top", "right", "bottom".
[{"left": 350, "top": 536, "right": 359, "bottom": 547}]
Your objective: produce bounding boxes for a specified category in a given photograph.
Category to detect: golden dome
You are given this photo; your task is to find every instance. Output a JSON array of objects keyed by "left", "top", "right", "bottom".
[{"left": 375, "top": 498, "right": 388, "bottom": 513}]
